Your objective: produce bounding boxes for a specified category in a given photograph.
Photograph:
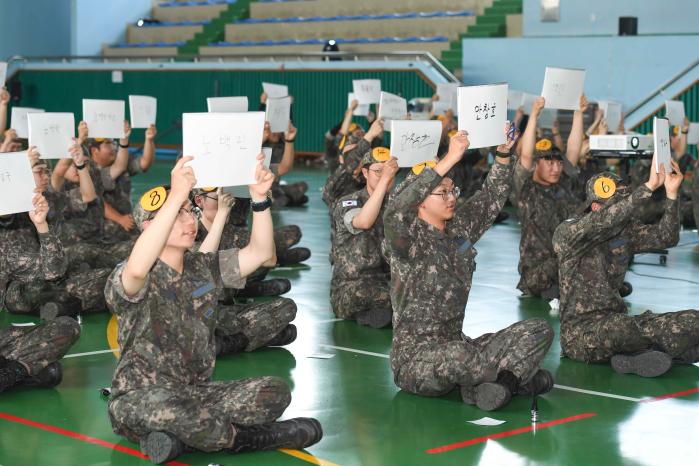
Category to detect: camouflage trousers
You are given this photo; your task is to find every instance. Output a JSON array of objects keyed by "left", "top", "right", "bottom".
[
  {"left": 5, "top": 268, "right": 111, "bottom": 315},
  {"left": 517, "top": 256, "right": 558, "bottom": 297},
  {"left": 274, "top": 224, "right": 302, "bottom": 252},
  {"left": 561, "top": 309, "right": 699, "bottom": 363},
  {"left": 393, "top": 318, "right": 554, "bottom": 397},
  {"left": 273, "top": 182, "right": 308, "bottom": 207},
  {"left": 216, "top": 297, "right": 297, "bottom": 352},
  {"left": 108, "top": 376, "right": 291, "bottom": 452},
  {"left": 330, "top": 276, "right": 391, "bottom": 320},
  {"left": 0, "top": 317, "right": 80, "bottom": 374},
  {"left": 102, "top": 220, "right": 139, "bottom": 243}
]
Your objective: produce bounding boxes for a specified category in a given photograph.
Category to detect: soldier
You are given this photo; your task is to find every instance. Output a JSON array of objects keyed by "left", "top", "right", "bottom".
[
  {"left": 512, "top": 96, "right": 587, "bottom": 299},
  {"left": 192, "top": 187, "right": 298, "bottom": 355},
  {"left": 105, "top": 156, "right": 321, "bottom": 464},
  {"left": 693, "top": 143, "right": 699, "bottom": 230},
  {"left": 0, "top": 191, "right": 80, "bottom": 393},
  {"left": 330, "top": 148, "right": 397, "bottom": 327},
  {"left": 383, "top": 128, "right": 554, "bottom": 411},
  {"left": 553, "top": 158, "right": 699, "bottom": 377}
]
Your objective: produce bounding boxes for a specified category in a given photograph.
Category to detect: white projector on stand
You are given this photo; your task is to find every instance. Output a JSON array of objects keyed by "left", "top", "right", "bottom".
[{"left": 589, "top": 134, "right": 653, "bottom": 154}]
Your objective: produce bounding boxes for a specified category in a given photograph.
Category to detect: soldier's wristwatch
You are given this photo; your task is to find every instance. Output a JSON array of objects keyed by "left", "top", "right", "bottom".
[
  {"left": 495, "top": 151, "right": 512, "bottom": 158},
  {"left": 251, "top": 196, "right": 272, "bottom": 212}
]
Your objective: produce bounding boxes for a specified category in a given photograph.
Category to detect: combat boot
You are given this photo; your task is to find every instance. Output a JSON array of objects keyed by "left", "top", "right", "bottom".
[
  {"left": 356, "top": 309, "right": 392, "bottom": 329},
  {"left": 215, "top": 333, "right": 250, "bottom": 356},
  {"left": 517, "top": 369, "right": 554, "bottom": 396},
  {"left": 40, "top": 292, "right": 81, "bottom": 321},
  {"left": 227, "top": 418, "right": 323, "bottom": 453},
  {"left": 236, "top": 278, "right": 291, "bottom": 298},
  {"left": 675, "top": 343, "right": 699, "bottom": 364},
  {"left": 0, "top": 357, "right": 29, "bottom": 393},
  {"left": 277, "top": 247, "right": 311, "bottom": 266},
  {"left": 461, "top": 371, "right": 517, "bottom": 411},
  {"left": 22, "top": 361, "right": 63, "bottom": 388},
  {"left": 611, "top": 350, "right": 672, "bottom": 377},
  {"left": 265, "top": 324, "right": 297, "bottom": 347},
  {"left": 140, "top": 431, "right": 185, "bottom": 464}
]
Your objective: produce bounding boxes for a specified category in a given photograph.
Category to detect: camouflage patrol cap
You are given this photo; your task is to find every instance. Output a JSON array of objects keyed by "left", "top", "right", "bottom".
[
  {"left": 534, "top": 138, "right": 562, "bottom": 161},
  {"left": 360, "top": 147, "right": 391, "bottom": 168},
  {"left": 133, "top": 185, "right": 170, "bottom": 230},
  {"left": 585, "top": 171, "right": 628, "bottom": 205}
]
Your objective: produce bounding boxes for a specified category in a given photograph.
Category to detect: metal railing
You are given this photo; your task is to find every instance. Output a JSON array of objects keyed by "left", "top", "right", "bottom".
[
  {"left": 6, "top": 51, "right": 459, "bottom": 83},
  {"left": 625, "top": 58, "right": 699, "bottom": 117}
]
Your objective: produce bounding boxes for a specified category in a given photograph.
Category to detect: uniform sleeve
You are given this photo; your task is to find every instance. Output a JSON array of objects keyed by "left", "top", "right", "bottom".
[
  {"left": 628, "top": 198, "right": 680, "bottom": 252},
  {"left": 128, "top": 156, "right": 143, "bottom": 176},
  {"left": 218, "top": 248, "right": 246, "bottom": 289},
  {"left": 321, "top": 139, "right": 369, "bottom": 206},
  {"left": 342, "top": 208, "right": 363, "bottom": 235},
  {"left": 104, "top": 262, "right": 151, "bottom": 315},
  {"left": 553, "top": 185, "right": 653, "bottom": 260},
  {"left": 383, "top": 168, "right": 442, "bottom": 257},
  {"left": 512, "top": 158, "right": 533, "bottom": 201},
  {"left": 451, "top": 160, "right": 513, "bottom": 243},
  {"left": 7, "top": 232, "right": 67, "bottom": 283}
]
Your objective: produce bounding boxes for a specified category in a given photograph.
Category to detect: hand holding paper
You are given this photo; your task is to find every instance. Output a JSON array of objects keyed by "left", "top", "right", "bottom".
[
  {"left": 249, "top": 153, "right": 275, "bottom": 200},
  {"left": 171, "top": 156, "right": 197, "bottom": 201},
  {"left": 457, "top": 83, "right": 508, "bottom": 149},
  {"left": 653, "top": 117, "right": 672, "bottom": 173},
  {"left": 28, "top": 192, "right": 50, "bottom": 231},
  {"left": 541, "top": 67, "right": 586, "bottom": 110}
]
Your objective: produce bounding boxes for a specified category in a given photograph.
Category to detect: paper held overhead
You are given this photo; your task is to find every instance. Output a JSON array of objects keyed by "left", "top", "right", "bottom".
[
  {"left": 10, "top": 107, "right": 45, "bottom": 139},
  {"left": 266, "top": 96, "right": 291, "bottom": 133},
  {"left": 457, "top": 83, "right": 508, "bottom": 149},
  {"left": 389, "top": 120, "right": 442, "bottom": 167},
  {"left": 378, "top": 91, "right": 408, "bottom": 122},
  {"left": 183, "top": 112, "right": 265, "bottom": 188},
  {"left": 664, "top": 100, "right": 685, "bottom": 127},
  {"left": 28, "top": 112, "right": 75, "bottom": 159},
  {"left": 541, "top": 67, "right": 586, "bottom": 110},
  {"left": 207, "top": 96, "right": 248, "bottom": 113},
  {"left": 352, "top": 79, "right": 381, "bottom": 104},
  {"left": 129, "top": 95, "right": 157, "bottom": 128},
  {"left": 262, "top": 82, "right": 288, "bottom": 98},
  {"left": 653, "top": 117, "right": 672, "bottom": 173},
  {"left": 0, "top": 151, "right": 36, "bottom": 216},
  {"left": 82, "top": 99, "right": 125, "bottom": 139},
  {"left": 348, "top": 93, "right": 370, "bottom": 116}
]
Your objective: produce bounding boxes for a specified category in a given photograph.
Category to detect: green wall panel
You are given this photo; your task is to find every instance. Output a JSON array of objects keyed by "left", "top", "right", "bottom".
[
  {"left": 633, "top": 81, "right": 699, "bottom": 157},
  {"left": 13, "top": 68, "right": 436, "bottom": 153}
]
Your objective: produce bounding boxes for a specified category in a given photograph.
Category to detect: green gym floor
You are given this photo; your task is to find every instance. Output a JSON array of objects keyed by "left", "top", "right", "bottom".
[{"left": 1, "top": 162, "right": 698, "bottom": 466}]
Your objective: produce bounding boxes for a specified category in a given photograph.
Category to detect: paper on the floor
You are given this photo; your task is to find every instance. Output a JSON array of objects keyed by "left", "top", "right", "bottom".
[
  {"left": 307, "top": 352, "right": 335, "bottom": 359},
  {"left": 11, "top": 322, "right": 37, "bottom": 327},
  {"left": 467, "top": 417, "right": 506, "bottom": 426}
]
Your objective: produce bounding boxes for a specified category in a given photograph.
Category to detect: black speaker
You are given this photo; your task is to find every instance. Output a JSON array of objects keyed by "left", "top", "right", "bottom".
[{"left": 619, "top": 17, "right": 638, "bottom": 36}]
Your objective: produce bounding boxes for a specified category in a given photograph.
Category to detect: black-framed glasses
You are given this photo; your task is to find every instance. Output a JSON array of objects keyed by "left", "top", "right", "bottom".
[
  {"left": 430, "top": 186, "right": 460, "bottom": 201},
  {"left": 178, "top": 206, "right": 201, "bottom": 220},
  {"left": 202, "top": 193, "right": 219, "bottom": 202},
  {"left": 367, "top": 167, "right": 384, "bottom": 176}
]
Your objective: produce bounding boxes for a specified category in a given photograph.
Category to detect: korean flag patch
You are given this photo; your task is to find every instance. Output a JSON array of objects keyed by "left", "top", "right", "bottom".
[{"left": 342, "top": 200, "right": 358, "bottom": 208}]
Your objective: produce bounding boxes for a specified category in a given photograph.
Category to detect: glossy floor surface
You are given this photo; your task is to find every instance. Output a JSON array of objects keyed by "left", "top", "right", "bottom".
[{"left": 1, "top": 163, "right": 698, "bottom": 466}]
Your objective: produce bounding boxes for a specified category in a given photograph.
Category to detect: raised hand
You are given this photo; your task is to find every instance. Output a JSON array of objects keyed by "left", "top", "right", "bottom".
[
  {"left": 446, "top": 130, "right": 470, "bottom": 161},
  {"left": 28, "top": 191, "right": 49, "bottom": 228},
  {"left": 145, "top": 124, "right": 157, "bottom": 141},
  {"left": 77, "top": 121, "right": 89, "bottom": 144},
  {"left": 170, "top": 156, "right": 197, "bottom": 200},
  {"left": 663, "top": 159, "right": 684, "bottom": 199},
  {"left": 249, "top": 153, "right": 274, "bottom": 200},
  {"left": 646, "top": 152, "right": 666, "bottom": 191},
  {"left": 532, "top": 96, "right": 545, "bottom": 114},
  {"left": 216, "top": 188, "right": 235, "bottom": 214}
]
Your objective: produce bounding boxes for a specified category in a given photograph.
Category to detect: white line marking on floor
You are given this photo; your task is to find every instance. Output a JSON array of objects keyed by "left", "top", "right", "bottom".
[
  {"left": 553, "top": 384, "right": 641, "bottom": 402},
  {"left": 319, "top": 344, "right": 390, "bottom": 359},
  {"left": 64, "top": 349, "right": 118, "bottom": 359}
]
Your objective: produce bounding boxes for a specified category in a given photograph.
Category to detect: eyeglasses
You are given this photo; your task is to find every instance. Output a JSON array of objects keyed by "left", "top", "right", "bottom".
[
  {"left": 429, "top": 186, "right": 460, "bottom": 201},
  {"left": 202, "top": 194, "right": 219, "bottom": 202},
  {"left": 177, "top": 206, "right": 201, "bottom": 220},
  {"left": 367, "top": 167, "right": 384, "bottom": 176}
]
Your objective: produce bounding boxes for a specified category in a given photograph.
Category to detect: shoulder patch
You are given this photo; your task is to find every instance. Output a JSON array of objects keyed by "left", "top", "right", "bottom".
[{"left": 342, "top": 200, "right": 358, "bottom": 208}]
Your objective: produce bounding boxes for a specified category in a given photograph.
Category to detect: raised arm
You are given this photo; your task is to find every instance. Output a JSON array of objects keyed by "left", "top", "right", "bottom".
[
  {"left": 276, "top": 122, "right": 297, "bottom": 177},
  {"left": 238, "top": 154, "right": 276, "bottom": 277},
  {"left": 199, "top": 189, "right": 235, "bottom": 253},
  {"left": 566, "top": 95, "right": 588, "bottom": 167},
  {"left": 109, "top": 120, "right": 131, "bottom": 180},
  {"left": 0, "top": 88, "right": 9, "bottom": 134},
  {"left": 17, "top": 192, "right": 67, "bottom": 282},
  {"left": 120, "top": 157, "right": 196, "bottom": 296},
  {"left": 339, "top": 100, "right": 358, "bottom": 136},
  {"left": 69, "top": 140, "right": 97, "bottom": 204},
  {"left": 520, "top": 97, "right": 545, "bottom": 170},
  {"left": 139, "top": 124, "right": 157, "bottom": 172},
  {"left": 351, "top": 157, "right": 398, "bottom": 230}
]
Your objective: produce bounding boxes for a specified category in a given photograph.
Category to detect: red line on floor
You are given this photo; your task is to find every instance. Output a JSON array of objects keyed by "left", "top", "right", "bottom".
[
  {"left": 641, "top": 387, "right": 699, "bottom": 403},
  {"left": 426, "top": 412, "right": 597, "bottom": 454},
  {"left": 0, "top": 412, "right": 189, "bottom": 466}
]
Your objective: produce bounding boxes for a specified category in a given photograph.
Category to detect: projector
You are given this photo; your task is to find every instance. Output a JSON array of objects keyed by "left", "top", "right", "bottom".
[{"left": 589, "top": 134, "right": 653, "bottom": 153}]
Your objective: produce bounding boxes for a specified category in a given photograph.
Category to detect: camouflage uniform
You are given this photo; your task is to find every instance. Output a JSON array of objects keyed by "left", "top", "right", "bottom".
[
  {"left": 553, "top": 182, "right": 699, "bottom": 363},
  {"left": 512, "top": 158, "right": 582, "bottom": 297},
  {"left": 321, "top": 138, "right": 368, "bottom": 208},
  {"left": 102, "top": 156, "right": 142, "bottom": 241},
  {"left": 105, "top": 249, "right": 292, "bottom": 451},
  {"left": 330, "top": 187, "right": 391, "bottom": 320},
  {"left": 0, "top": 228, "right": 80, "bottom": 375},
  {"left": 267, "top": 143, "right": 308, "bottom": 208},
  {"left": 383, "top": 162, "right": 553, "bottom": 396}
]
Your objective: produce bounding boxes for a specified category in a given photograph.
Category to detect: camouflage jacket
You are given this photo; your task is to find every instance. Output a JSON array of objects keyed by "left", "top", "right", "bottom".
[
  {"left": 512, "top": 159, "right": 583, "bottom": 293},
  {"left": 0, "top": 227, "right": 66, "bottom": 308},
  {"left": 553, "top": 185, "right": 679, "bottom": 325},
  {"left": 103, "top": 156, "right": 142, "bottom": 215},
  {"left": 105, "top": 249, "right": 246, "bottom": 397},
  {"left": 196, "top": 220, "right": 249, "bottom": 251},
  {"left": 383, "top": 161, "right": 513, "bottom": 370},
  {"left": 331, "top": 187, "right": 389, "bottom": 282},
  {"left": 321, "top": 139, "right": 368, "bottom": 207}
]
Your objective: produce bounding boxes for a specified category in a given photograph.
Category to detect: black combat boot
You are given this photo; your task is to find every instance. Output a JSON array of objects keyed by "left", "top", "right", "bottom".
[
  {"left": 461, "top": 371, "right": 517, "bottom": 411},
  {"left": 215, "top": 333, "right": 250, "bottom": 356},
  {"left": 517, "top": 369, "right": 554, "bottom": 396},
  {"left": 140, "top": 431, "right": 185, "bottom": 464},
  {"left": 356, "top": 309, "right": 392, "bottom": 329},
  {"left": 236, "top": 278, "right": 291, "bottom": 298},
  {"left": 0, "top": 357, "right": 29, "bottom": 393},
  {"left": 23, "top": 361, "right": 63, "bottom": 388},
  {"left": 265, "top": 324, "right": 297, "bottom": 347},
  {"left": 40, "top": 293, "right": 82, "bottom": 321},
  {"left": 619, "top": 281, "right": 633, "bottom": 298},
  {"left": 227, "top": 418, "right": 323, "bottom": 453},
  {"left": 277, "top": 247, "right": 311, "bottom": 266},
  {"left": 611, "top": 350, "right": 672, "bottom": 377},
  {"left": 675, "top": 343, "right": 699, "bottom": 364}
]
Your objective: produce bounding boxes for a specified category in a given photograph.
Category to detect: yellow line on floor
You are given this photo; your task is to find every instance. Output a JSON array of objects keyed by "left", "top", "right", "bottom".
[
  {"left": 279, "top": 448, "right": 341, "bottom": 466},
  {"left": 106, "top": 314, "right": 121, "bottom": 359}
]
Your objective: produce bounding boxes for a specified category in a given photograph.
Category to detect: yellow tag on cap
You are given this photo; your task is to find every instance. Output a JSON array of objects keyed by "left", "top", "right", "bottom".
[
  {"left": 448, "top": 130, "right": 458, "bottom": 138},
  {"left": 535, "top": 139, "right": 552, "bottom": 151},
  {"left": 372, "top": 147, "right": 391, "bottom": 162},
  {"left": 437, "top": 115, "right": 447, "bottom": 122},
  {"left": 593, "top": 176, "right": 616, "bottom": 199},
  {"left": 412, "top": 160, "right": 437, "bottom": 175},
  {"left": 140, "top": 186, "right": 167, "bottom": 212},
  {"left": 201, "top": 187, "right": 216, "bottom": 193},
  {"left": 349, "top": 123, "right": 359, "bottom": 132}
]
